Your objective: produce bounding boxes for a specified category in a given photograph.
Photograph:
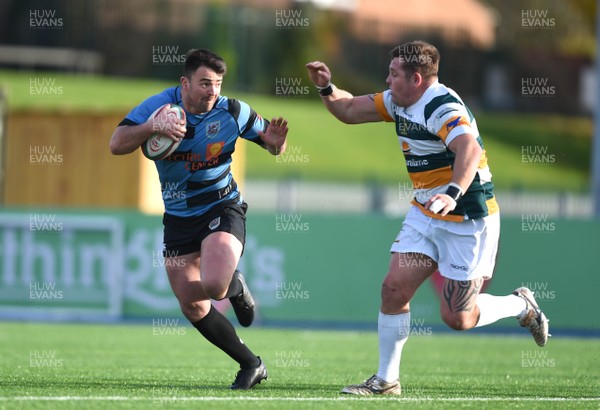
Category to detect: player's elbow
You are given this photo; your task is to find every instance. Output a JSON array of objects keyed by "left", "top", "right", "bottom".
[
  {"left": 326, "top": 106, "right": 356, "bottom": 124},
  {"left": 339, "top": 116, "right": 357, "bottom": 125},
  {"left": 109, "top": 140, "right": 119, "bottom": 155},
  {"left": 109, "top": 136, "right": 125, "bottom": 155},
  {"left": 334, "top": 108, "right": 371, "bottom": 124},
  {"left": 109, "top": 128, "right": 133, "bottom": 155},
  {"left": 333, "top": 108, "right": 360, "bottom": 124},
  {"left": 334, "top": 113, "right": 360, "bottom": 125}
]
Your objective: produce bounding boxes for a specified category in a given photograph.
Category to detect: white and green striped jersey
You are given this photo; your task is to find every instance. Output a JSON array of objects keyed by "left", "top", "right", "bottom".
[{"left": 374, "top": 81, "right": 498, "bottom": 221}]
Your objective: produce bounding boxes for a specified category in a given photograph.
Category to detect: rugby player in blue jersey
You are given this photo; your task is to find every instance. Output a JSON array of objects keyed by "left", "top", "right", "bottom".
[{"left": 110, "top": 48, "right": 287, "bottom": 390}]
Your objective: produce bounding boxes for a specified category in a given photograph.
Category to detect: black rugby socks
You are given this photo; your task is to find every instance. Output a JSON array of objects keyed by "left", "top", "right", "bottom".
[
  {"left": 192, "top": 305, "right": 260, "bottom": 369},
  {"left": 223, "top": 270, "right": 243, "bottom": 299}
]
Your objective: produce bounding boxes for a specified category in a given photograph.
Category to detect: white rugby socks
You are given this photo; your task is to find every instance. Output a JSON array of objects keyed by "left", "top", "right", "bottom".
[
  {"left": 475, "top": 293, "right": 527, "bottom": 327},
  {"left": 376, "top": 311, "right": 410, "bottom": 383},
  {"left": 375, "top": 295, "right": 527, "bottom": 383}
]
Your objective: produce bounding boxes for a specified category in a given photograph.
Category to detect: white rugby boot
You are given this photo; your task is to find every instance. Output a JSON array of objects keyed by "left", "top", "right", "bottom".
[
  {"left": 341, "top": 375, "right": 401, "bottom": 395},
  {"left": 513, "top": 287, "right": 550, "bottom": 347}
]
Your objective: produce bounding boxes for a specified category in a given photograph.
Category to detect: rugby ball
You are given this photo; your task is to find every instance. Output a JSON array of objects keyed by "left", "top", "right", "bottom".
[
  {"left": 429, "top": 198, "right": 445, "bottom": 214},
  {"left": 141, "top": 104, "right": 186, "bottom": 160}
]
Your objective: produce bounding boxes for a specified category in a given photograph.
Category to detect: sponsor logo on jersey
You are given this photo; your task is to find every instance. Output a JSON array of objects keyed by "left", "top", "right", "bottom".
[
  {"left": 206, "top": 142, "right": 225, "bottom": 161},
  {"left": 186, "top": 158, "right": 220, "bottom": 172},
  {"left": 165, "top": 150, "right": 223, "bottom": 171},
  {"left": 445, "top": 116, "right": 470, "bottom": 134},
  {"left": 446, "top": 116, "right": 462, "bottom": 132},
  {"left": 406, "top": 158, "right": 429, "bottom": 167},
  {"left": 435, "top": 108, "right": 458, "bottom": 119}
]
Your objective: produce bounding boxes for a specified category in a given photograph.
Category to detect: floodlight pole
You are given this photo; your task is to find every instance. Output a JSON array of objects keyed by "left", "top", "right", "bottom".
[{"left": 593, "top": 3, "right": 600, "bottom": 218}]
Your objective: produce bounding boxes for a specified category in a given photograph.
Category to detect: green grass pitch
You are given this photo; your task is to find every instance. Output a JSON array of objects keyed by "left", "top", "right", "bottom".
[{"left": 1, "top": 322, "right": 598, "bottom": 409}]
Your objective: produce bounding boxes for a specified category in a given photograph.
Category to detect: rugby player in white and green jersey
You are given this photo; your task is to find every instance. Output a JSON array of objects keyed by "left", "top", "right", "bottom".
[{"left": 307, "top": 40, "right": 549, "bottom": 396}]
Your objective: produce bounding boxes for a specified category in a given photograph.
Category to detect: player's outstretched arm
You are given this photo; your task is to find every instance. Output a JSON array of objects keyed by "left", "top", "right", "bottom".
[
  {"left": 258, "top": 117, "right": 288, "bottom": 156},
  {"left": 306, "top": 61, "right": 382, "bottom": 124}
]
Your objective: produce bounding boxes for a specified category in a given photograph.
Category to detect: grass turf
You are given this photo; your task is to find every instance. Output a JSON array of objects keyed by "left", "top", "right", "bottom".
[{"left": 0, "top": 322, "right": 598, "bottom": 409}]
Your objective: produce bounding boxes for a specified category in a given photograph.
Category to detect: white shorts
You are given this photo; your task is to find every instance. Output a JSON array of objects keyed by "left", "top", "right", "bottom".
[{"left": 390, "top": 206, "right": 500, "bottom": 281}]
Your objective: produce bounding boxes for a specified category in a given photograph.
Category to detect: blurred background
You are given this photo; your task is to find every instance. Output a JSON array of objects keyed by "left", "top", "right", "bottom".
[{"left": 0, "top": 0, "right": 598, "bottom": 334}]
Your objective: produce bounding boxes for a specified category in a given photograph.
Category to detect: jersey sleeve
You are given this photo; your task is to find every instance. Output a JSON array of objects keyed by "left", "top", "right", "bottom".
[
  {"left": 118, "top": 89, "right": 174, "bottom": 126},
  {"left": 228, "top": 99, "right": 268, "bottom": 148},
  {"left": 428, "top": 102, "right": 474, "bottom": 146},
  {"left": 373, "top": 90, "right": 395, "bottom": 122}
]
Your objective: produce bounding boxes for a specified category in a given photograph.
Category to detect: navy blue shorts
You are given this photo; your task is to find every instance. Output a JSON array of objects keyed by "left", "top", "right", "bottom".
[{"left": 162, "top": 200, "right": 247, "bottom": 257}]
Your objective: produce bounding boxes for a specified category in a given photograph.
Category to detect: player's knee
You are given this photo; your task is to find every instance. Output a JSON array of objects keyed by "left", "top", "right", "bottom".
[
  {"left": 179, "top": 300, "right": 209, "bottom": 322},
  {"left": 202, "top": 280, "right": 228, "bottom": 301},
  {"left": 381, "top": 277, "right": 410, "bottom": 305},
  {"left": 441, "top": 311, "right": 477, "bottom": 331}
]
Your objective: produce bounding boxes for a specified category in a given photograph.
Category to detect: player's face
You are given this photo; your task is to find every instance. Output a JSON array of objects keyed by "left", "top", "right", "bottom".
[
  {"left": 181, "top": 66, "right": 223, "bottom": 114},
  {"left": 386, "top": 58, "right": 418, "bottom": 107}
]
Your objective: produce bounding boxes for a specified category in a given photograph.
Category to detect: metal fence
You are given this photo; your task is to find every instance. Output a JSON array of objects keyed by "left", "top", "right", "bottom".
[{"left": 244, "top": 180, "right": 594, "bottom": 219}]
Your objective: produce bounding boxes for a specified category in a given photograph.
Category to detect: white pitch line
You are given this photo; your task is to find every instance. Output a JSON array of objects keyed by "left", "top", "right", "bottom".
[{"left": 0, "top": 396, "right": 598, "bottom": 402}]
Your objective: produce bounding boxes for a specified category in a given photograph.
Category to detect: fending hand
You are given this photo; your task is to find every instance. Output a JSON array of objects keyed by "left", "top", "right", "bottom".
[
  {"left": 259, "top": 117, "right": 288, "bottom": 155},
  {"left": 305, "top": 61, "right": 332, "bottom": 88}
]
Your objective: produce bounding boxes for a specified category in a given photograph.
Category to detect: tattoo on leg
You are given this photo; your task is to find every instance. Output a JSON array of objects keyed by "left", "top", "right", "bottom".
[{"left": 443, "top": 278, "right": 483, "bottom": 313}]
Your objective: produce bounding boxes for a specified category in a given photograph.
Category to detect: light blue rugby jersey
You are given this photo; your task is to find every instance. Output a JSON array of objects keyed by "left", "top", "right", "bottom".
[{"left": 121, "top": 86, "right": 268, "bottom": 217}]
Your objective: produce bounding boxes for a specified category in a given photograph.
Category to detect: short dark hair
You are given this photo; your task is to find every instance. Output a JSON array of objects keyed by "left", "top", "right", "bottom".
[
  {"left": 390, "top": 41, "right": 439, "bottom": 79},
  {"left": 183, "top": 49, "right": 227, "bottom": 78}
]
